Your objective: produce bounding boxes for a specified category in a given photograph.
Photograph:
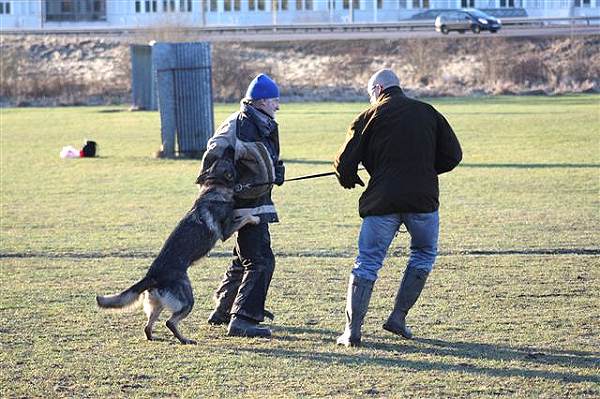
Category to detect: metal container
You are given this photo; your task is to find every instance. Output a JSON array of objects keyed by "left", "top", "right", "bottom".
[
  {"left": 153, "top": 42, "right": 214, "bottom": 158},
  {"left": 130, "top": 44, "right": 157, "bottom": 111}
]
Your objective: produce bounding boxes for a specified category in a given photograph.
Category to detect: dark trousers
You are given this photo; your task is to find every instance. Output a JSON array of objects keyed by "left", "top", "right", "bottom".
[{"left": 212, "top": 222, "right": 275, "bottom": 322}]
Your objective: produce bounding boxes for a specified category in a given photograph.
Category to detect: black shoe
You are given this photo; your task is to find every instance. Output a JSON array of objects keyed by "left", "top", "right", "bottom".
[
  {"left": 207, "top": 310, "right": 231, "bottom": 326},
  {"left": 227, "top": 316, "right": 272, "bottom": 338}
]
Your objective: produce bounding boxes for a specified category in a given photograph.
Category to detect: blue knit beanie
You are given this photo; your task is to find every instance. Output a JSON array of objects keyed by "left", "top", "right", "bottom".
[{"left": 245, "top": 74, "right": 279, "bottom": 100}]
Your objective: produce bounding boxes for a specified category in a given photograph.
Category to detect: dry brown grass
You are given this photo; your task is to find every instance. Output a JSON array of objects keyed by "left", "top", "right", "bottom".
[{"left": 0, "top": 34, "right": 598, "bottom": 106}]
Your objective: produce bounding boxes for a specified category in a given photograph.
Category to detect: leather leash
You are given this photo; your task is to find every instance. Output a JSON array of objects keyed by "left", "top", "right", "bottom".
[{"left": 234, "top": 167, "right": 365, "bottom": 193}]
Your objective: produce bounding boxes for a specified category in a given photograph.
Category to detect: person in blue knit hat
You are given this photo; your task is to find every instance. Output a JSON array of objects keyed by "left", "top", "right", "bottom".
[
  {"left": 206, "top": 73, "right": 285, "bottom": 338},
  {"left": 245, "top": 73, "right": 280, "bottom": 102}
]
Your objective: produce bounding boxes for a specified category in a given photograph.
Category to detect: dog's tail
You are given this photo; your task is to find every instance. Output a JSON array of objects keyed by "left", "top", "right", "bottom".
[{"left": 96, "top": 277, "right": 156, "bottom": 311}]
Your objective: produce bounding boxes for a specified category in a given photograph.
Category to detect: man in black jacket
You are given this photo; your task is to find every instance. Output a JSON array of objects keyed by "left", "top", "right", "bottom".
[
  {"left": 334, "top": 69, "right": 462, "bottom": 347},
  {"left": 206, "top": 74, "right": 284, "bottom": 338}
]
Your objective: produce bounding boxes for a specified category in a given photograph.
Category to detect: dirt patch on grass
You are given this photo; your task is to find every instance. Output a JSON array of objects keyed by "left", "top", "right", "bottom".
[{"left": 1, "top": 34, "right": 598, "bottom": 106}]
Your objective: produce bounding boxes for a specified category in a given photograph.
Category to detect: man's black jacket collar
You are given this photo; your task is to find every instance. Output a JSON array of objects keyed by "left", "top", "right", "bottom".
[{"left": 377, "top": 86, "right": 405, "bottom": 102}]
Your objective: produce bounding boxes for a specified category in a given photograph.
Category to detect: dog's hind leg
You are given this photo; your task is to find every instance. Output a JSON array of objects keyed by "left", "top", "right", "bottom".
[
  {"left": 143, "top": 291, "right": 163, "bottom": 341},
  {"left": 166, "top": 304, "right": 196, "bottom": 345},
  {"left": 164, "top": 280, "right": 196, "bottom": 345}
]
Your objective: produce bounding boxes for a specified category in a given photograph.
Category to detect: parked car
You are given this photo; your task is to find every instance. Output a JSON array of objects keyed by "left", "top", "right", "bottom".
[{"left": 435, "top": 9, "right": 502, "bottom": 34}]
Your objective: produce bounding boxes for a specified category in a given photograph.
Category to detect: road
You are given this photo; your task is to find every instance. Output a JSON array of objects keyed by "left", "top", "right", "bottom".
[{"left": 190, "top": 25, "right": 599, "bottom": 42}]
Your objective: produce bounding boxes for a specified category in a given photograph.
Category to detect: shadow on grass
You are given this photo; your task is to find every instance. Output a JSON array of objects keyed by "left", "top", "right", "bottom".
[
  {"left": 449, "top": 111, "right": 579, "bottom": 115},
  {"left": 282, "top": 161, "right": 600, "bottom": 169},
  {"left": 281, "top": 158, "right": 333, "bottom": 165},
  {"left": 434, "top": 96, "right": 597, "bottom": 107},
  {"left": 373, "top": 337, "right": 600, "bottom": 370},
  {"left": 3, "top": 247, "right": 600, "bottom": 260},
  {"left": 279, "top": 326, "right": 600, "bottom": 370},
  {"left": 240, "top": 333, "right": 600, "bottom": 383},
  {"left": 461, "top": 163, "right": 600, "bottom": 169},
  {"left": 96, "top": 109, "right": 127, "bottom": 113}
]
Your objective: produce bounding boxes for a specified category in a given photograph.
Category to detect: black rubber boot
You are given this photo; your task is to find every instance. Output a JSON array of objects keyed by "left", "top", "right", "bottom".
[
  {"left": 227, "top": 315, "right": 272, "bottom": 338},
  {"left": 383, "top": 267, "right": 429, "bottom": 339},
  {"left": 207, "top": 308, "right": 232, "bottom": 326},
  {"left": 207, "top": 257, "right": 244, "bottom": 325},
  {"left": 336, "top": 274, "right": 374, "bottom": 347}
]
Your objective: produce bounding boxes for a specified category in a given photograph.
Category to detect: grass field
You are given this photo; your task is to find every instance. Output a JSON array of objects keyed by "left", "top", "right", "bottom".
[{"left": 1, "top": 95, "right": 599, "bottom": 398}]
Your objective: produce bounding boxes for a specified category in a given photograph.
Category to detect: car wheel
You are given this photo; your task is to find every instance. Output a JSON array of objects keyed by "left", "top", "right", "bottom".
[
  {"left": 441, "top": 25, "right": 449, "bottom": 34},
  {"left": 472, "top": 25, "right": 481, "bottom": 34},
  {"left": 490, "top": 29, "right": 498, "bottom": 33},
  {"left": 459, "top": 30, "right": 465, "bottom": 34}
]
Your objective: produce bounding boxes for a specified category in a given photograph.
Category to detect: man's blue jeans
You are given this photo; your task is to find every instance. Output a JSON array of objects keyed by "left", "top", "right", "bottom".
[{"left": 352, "top": 211, "right": 439, "bottom": 282}]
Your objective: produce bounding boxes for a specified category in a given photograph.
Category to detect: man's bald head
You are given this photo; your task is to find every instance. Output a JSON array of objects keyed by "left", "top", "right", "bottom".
[
  {"left": 367, "top": 69, "right": 400, "bottom": 104},
  {"left": 368, "top": 69, "right": 400, "bottom": 91}
]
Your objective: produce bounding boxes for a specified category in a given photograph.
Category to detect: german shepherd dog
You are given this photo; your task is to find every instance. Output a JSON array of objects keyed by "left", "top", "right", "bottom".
[{"left": 96, "top": 147, "right": 259, "bottom": 344}]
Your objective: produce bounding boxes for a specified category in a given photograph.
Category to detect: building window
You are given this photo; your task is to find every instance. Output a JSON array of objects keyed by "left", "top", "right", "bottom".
[
  {"left": 377, "top": 0, "right": 382, "bottom": 7},
  {"left": 398, "top": 0, "right": 406, "bottom": 7},
  {"left": 281, "top": 0, "right": 288, "bottom": 9},
  {"left": 0, "top": 1, "right": 10, "bottom": 14},
  {"left": 413, "top": 0, "right": 427, "bottom": 7},
  {"left": 258, "top": 0, "right": 265, "bottom": 10},
  {"left": 234, "top": 0, "right": 241, "bottom": 10},
  {"left": 296, "top": 0, "right": 312, "bottom": 9},
  {"left": 61, "top": 0, "right": 73, "bottom": 12},
  {"left": 224, "top": 0, "right": 231, "bottom": 10},
  {"left": 135, "top": 0, "right": 141, "bottom": 12},
  {"left": 210, "top": 0, "right": 217, "bottom": 10},
  {"left": 145, "top": 0, "right": 150, "bottom": 11},
  {"left": 574, "top": 0, "right": 591, "bottom": 6},
  {"left": 249, "top": 0, "right": 255, "bottom": 10},
  {"left": 461, "top": 0, "right": 474, "bottom": 6},
  {"left": 328, "top": 0, "right": 335, "bottom": 9},
  {"left": 353, "top": 0, "right": 359, "bottom": 9},
  {"left": 499, "top": 0, "right": 514, "bottom": 6},
  {"left": 46, "top": 0, "right": 106, "bottom": 20}
]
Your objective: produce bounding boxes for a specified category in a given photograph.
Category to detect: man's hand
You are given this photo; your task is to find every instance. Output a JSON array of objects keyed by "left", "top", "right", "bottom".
[
  {"left": 274, "top": 161, "right": 285, "bottom": 186},
  {"left": 338, "top": 174, "right": 365, "bottom": 189}
]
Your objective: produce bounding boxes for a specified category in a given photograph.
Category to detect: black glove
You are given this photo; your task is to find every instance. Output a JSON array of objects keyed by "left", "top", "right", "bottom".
[
  {"left": 338, "top": 174, "right": 364, "bottom": 189},
  {"left": 274, "top": 161, "right": 285, "bottom": 186}
]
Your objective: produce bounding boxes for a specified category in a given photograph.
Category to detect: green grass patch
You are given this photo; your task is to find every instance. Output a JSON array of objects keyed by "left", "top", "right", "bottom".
[{"left": 1, "top": 95, "right": 599, "bottom": 398}]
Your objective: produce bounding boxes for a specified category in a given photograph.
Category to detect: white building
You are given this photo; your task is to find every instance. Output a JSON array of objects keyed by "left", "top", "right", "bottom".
[{"left": 0, "top": 0, "right": 598, "bottom": 29}]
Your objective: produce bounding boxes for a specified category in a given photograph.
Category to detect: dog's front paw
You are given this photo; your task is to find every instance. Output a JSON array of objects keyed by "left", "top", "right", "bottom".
[
  {"left": 181, "top": 338, "right": 197, "bottom": 345},
  {"left": 249, "top": 216, "right": 260, "bottom": 225}
]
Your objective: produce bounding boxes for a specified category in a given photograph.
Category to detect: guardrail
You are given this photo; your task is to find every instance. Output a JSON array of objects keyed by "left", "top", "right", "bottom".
[{"left": 0, "top": 15, "right": 598, "bottom": 36}]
